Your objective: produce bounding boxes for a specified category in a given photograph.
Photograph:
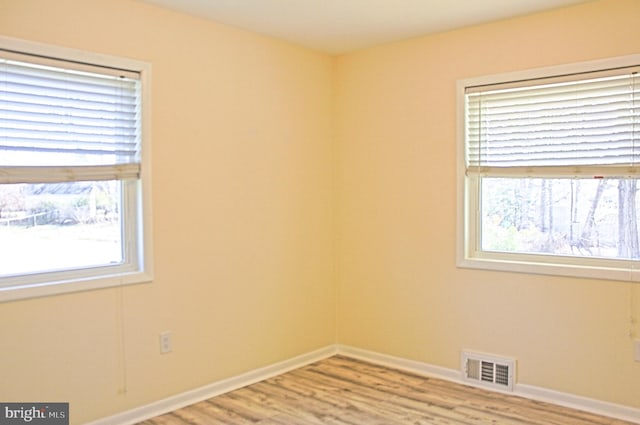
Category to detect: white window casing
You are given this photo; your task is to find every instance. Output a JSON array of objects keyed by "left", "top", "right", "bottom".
[
  {"left": 0, "top": 36, "right": 153, "bottom": 302},
  {"left": 457, "top": 54, "right": 640, "bottom": 282}
]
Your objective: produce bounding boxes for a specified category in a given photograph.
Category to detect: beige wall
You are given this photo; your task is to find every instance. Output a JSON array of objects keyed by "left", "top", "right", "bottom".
[
  {"left": 1, "top": 0, "right": 640, "bottom": 423},
  {"left": 0, "top": 1, "right": 335, "bottom": 423},
  {"left": 335, "top": 0, "right": 640, "bottom": 409}
]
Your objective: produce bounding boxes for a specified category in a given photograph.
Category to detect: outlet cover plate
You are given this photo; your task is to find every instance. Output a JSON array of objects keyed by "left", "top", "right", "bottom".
[{"left": 160, "top": 331, "right": 172, "bottom": 354}]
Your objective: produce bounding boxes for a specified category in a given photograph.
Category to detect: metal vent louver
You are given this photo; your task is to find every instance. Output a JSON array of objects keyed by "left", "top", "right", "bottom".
[{"left": 462, "top": 351, "right": 515, "bottom": 391}]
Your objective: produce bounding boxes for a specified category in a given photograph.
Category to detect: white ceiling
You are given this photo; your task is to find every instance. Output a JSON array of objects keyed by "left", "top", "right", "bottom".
[{"left": 141, "top": 0, "right": 593, "bottom": 54}]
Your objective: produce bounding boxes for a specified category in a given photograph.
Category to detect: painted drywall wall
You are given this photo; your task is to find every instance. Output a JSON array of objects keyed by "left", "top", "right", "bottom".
[
  {"left": 335, "top": 0, "right": 640, "bottom": 409},
  {"left": 0, "top": 0, "right": 335, "bottom": 423},
  {"left": 2, "top": 0, "right": 640, "bottom": 422}
]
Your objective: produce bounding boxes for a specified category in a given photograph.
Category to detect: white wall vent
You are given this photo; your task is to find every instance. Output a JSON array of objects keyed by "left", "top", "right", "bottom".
[{"left": 461, "top": 350, "right": 515, "bottom": 392}]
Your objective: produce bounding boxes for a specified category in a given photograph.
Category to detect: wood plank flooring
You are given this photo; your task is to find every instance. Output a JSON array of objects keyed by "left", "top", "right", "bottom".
[{"left": 137, "top": 355, "right": 637, "bottom": 425}]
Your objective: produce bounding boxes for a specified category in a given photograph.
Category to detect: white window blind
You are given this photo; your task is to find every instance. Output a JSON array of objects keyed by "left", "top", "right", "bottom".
[
  {"left": 466, "top": 67, "right": 639, "bottom": 177},
  {"left": 0, "top": 52, "right": 141, "bottom": 184}
]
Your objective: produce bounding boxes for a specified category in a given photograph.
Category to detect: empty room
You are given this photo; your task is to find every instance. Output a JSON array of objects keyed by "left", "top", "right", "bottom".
[{"left": 0, "top": 0, "right": 639, "bottom": 424}]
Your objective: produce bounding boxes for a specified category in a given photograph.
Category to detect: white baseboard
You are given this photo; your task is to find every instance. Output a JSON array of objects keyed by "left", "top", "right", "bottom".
[
  {"left": 515, "top": 383, "right": 640, "bottom": 425},
  {"left": 87, "top": 344, "right": 640, "bottom": 425},
  {"left": 336, "top": 345, "right": 640, "bottom": 424},
  {"left": 86, "top": 345, "right": 337, "bottom": 425},
  {"left": 336, "top": 344, "right": 461, "bottom": 381}
]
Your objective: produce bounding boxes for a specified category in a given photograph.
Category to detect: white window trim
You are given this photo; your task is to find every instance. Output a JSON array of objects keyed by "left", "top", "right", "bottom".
[
  {"left": 0, "top": 36, "right": 153, "bottom": 302},
  {"left": 457, "top": 54, "right": 640, "bottom": 283}
]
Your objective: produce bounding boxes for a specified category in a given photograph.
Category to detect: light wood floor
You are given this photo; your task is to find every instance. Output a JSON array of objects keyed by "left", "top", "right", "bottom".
[{"left": 138, "top": 355, "right": 637, "bottom": 425}]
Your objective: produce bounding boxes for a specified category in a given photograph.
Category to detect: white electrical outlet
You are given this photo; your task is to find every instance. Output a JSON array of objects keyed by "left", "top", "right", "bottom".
[
  {"left": 159, "top": 331, "right": 172, "bottom": 354},
  {"left": 635, "top": 339, "right": 640, "bottom": 362}
]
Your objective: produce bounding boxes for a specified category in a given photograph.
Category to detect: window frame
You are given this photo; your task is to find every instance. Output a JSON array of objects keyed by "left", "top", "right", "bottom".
[
  {"left": 457, "top": 54, "right": 640, "bottom": 282},
  {"left": 0, "top": 36, "right": 153, "bottom": 302}
]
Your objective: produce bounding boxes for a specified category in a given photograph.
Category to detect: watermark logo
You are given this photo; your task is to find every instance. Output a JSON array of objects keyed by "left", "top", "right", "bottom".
[{"left": 0, "top": 403, "right": 68, "bottom": 424}]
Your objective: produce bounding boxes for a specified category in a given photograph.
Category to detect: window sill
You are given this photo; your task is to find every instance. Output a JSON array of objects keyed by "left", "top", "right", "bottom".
[
  {"left": 0, "top": 270, "right": 152, "bottom": 303},
  {"left": 457, "top": 252, "right": 640, "bottom": 283}
]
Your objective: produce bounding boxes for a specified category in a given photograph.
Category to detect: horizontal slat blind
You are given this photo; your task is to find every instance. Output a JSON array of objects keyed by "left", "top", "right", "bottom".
[
  {"left": 466, "top": 68, "right": 639, "bottom": 177},
  {"left": 0, "top": 55, "right": 141, "bottom": 183}
]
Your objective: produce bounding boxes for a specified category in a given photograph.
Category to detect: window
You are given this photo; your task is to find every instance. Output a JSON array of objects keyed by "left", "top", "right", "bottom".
[
  {"left": 458, "top": 55, "right": 640, "bottom": 281},
  {"left": 0, "top": 37, "right": 152, "bottom": 301}
]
